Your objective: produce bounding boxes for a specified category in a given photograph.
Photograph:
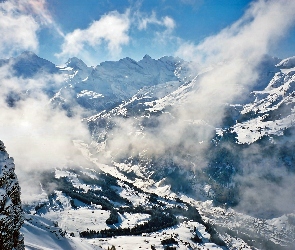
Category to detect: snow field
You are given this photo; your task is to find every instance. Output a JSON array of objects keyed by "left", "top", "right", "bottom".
[
  {"left": 22, "top": 214, "right": 102, "bottom": 250},
  {"left": 85, "top": 221, "right": 223, "bottom": 250}
]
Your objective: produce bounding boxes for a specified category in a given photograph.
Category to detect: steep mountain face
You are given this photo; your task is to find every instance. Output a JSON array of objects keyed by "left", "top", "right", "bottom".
[
  {"left": 53, "top": 54, "right": 186, "bottom": 113},
  {"left": 0, "top": 51, "right": 58, "bottom": 78},
  {"left": 0, "top": 141, "right": 24, "bottom": 250},
  {"left": 0, "top": 51, "right": 187, "bottom": 114}
]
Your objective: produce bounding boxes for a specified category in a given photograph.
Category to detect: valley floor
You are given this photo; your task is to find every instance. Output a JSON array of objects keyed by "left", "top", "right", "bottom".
[{"left": 20, "top": 141, "right": 295, "bottom": 250}]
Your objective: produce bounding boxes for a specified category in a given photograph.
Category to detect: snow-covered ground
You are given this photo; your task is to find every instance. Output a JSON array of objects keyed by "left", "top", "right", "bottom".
[
  {"left": 22, "top": 214, "right": 102, "bottom": 250},
  {"left": 20, "top": 139, "right": 295, "bottom": 250},
  {"left": 87, "top": 221, "right": 223, "bottom": 250},
  {"left": 20, "top": 141, "right": 226, "bottom": 250},
  {"left": 231, "top": 69, "right": 295, "bottom": 144}
]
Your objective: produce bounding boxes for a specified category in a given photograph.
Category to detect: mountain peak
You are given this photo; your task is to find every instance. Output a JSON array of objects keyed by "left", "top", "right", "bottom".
[
  {"left": 142, "top": 54, "right": 152, "bottom": 60},
  {"left": 66, "top": 57, "right": 85, "bottom": 64},
  {"left": 20, "top": 51, "right": 37, "bottom": 57},
  {"left": 276, "top": 55, "right": 295, "bottom": 69},
  {"left": 119, "top": 57, "right": 137, "bottom": 64},
  {"left": 65, "top": 57, "right": 89, "bottom": 72},
  {"left": 14, "top": 51, "right": 50, "bottom": 63},
  {"left": 11, "top": 51, "right": 57, "bottom": 77}
]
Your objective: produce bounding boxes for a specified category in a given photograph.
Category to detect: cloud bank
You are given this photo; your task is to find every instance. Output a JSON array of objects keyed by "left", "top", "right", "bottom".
[
  {"left": 20, "top": 0, "right": 64, "bottom": 36},
  {"left": 177, "top": 0, "right": 295, "bottom": 63},
  {"left": 174, "top": 0, "right": 295, "bottom": 132},
  {"left": 137, "top": 11, "right": 175, "bottom": 31},
  {"left": 56, "top": 10, "right": 131, "bottom": 61},
  {"left": 172, "top": 0, "right": 295, "bottom": 216},
  {"left": 0, "top": 0, "right": 39, "bottom": 57},
  {"left": 0, "top": 65, "right": 91, "bottom": 202}
]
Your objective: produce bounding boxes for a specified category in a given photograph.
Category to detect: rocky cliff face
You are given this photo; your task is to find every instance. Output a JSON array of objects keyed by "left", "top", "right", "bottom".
[{"left": 0, "top": 141, "right": 24, "bottom": 250}]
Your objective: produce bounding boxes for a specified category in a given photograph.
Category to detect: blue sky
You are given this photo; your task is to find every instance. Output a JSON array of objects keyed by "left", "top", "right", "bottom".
[{"left": 0, "top": 0, "right": 295, "bottom": 65}]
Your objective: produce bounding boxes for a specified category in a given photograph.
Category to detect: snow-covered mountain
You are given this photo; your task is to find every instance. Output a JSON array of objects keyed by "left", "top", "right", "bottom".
[
  {"left": 0, "top": 51, "right": 58, "bottom": 78},
  {"left": 52, "top": 54, "right": 186, "bottom": 114},
  {"left": 1, "top": 52, "right": 295, "bottom": 249},
  {"left": 232, "top": 65, "right": 295, "bottom": 144}
]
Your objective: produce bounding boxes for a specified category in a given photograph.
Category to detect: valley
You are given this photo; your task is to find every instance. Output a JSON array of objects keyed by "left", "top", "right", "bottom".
[{"left": 1, "top": 52, "right": 295, "bottom": 249}]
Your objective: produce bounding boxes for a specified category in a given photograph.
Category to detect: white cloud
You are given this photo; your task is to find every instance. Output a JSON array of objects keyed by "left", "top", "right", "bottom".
[
  {"left": 0, "top": 0, "right": 64, "bottom": 58},
  {"left": 0, "top": 65, "right": 91, "bottom": 202},
  {"left": 163, "top": 16, "right": 176, "bottom": 31},
  {"left": 174, "top": 0, "right": 295, "bottom": 127},
  {"left": 234, "top": 150, "right": 295, "bottom": 217},
  {"left": 19, "top": 0, "right": 64, "bottom": 36},
  {"left": 176, "top": 0, "right": 295, "bottom": 64},
  {"left": 134, "top": 11, "right": 177, "bottom": 48},
  {"left": 137, "top": 11, "right": 175, "bottom": 32},
  {"left": 0, "top": 0, "right": 39, "bottom": 58},
  {"left": 55, "top": 8, "right": 177, "bottom": 63},
  {"left": 57, "top": 10, "right": 130, "bottom": 60}
]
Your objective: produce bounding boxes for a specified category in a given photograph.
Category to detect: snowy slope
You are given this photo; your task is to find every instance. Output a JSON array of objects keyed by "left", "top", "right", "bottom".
[
  {"left": 276, "top": 55, "right": 295, "bottom": 69},
  {"left": 20, "top": 163, "right": 245, "bottom": 250},
  {"left": 0, "top": 52, "right": 188, "bottom": 114},
  {"left": 22, "top": 214, "right": 102, "bottom": 250},
  {"left": 232, "top": 64, "right": 295, "bottom": 144}
]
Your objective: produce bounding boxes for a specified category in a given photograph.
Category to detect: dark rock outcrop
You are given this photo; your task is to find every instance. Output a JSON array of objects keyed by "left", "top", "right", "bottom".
[{"left": 0, "top": 140, "right": 24, "bottom": 250}]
